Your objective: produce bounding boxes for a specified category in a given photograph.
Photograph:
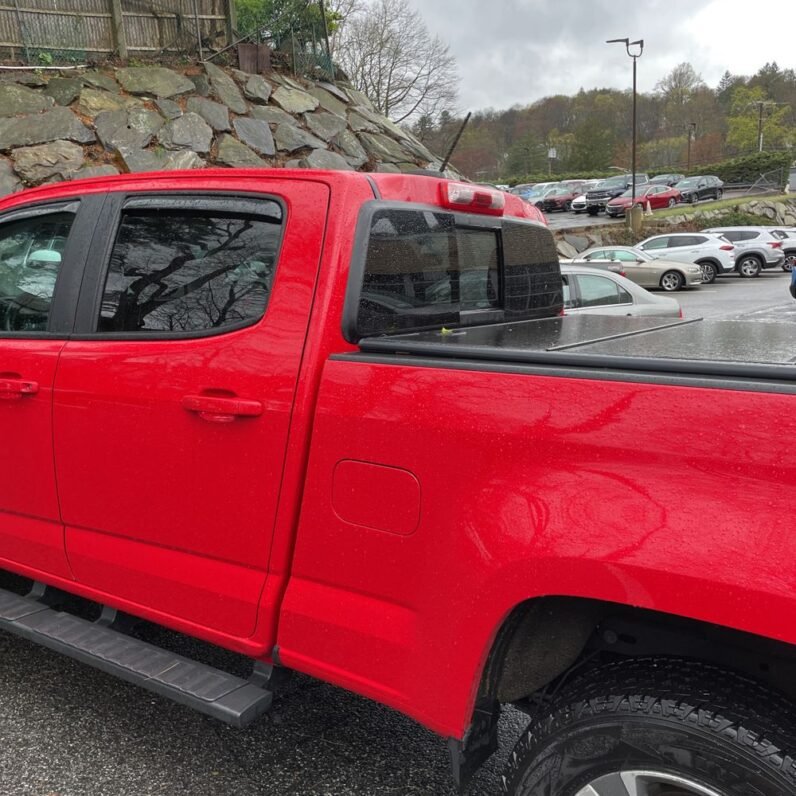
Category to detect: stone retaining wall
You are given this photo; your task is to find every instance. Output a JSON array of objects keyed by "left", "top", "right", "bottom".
[{"left": 0, "top": 64, "right": 443, "bottom": 197}]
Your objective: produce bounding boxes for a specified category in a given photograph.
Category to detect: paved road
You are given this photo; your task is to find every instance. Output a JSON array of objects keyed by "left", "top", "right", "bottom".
[{"left": 1, "top": 271, "right": 794, "bottom": 796}]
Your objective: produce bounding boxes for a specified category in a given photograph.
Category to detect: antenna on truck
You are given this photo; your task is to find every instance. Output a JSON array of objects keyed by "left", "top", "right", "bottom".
[{"left": 440, "top": 112, "right": 472, "bottom": 173}]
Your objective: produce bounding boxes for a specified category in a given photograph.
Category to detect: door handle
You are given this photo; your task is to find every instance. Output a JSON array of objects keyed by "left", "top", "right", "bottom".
[
  {"left": 0, "top": 377, "right": 39, "bottom": 401},
  {"left": 182, "top": 394, "right": 263, "bottom": 423}
]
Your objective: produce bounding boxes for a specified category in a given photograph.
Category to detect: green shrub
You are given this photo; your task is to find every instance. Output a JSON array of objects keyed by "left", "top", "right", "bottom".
[{"left": 686, "top": 151, "right": 793, "bottom": 187}]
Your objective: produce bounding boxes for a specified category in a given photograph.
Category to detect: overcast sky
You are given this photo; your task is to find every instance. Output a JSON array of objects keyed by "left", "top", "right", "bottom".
[{"left": 403, "top": 0, "right": 796, "bottom": 112}]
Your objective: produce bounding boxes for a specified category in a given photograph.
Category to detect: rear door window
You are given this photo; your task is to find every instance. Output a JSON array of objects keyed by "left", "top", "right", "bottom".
[
  {"left": 97, "top": 198, "right": 283, "bottom": 335},
  {"left": 577, "top": 274, "right": 631, "bottom": 307}
]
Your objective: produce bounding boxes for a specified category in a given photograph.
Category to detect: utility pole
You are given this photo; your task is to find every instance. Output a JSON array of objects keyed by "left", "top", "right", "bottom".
[
  {"left": 686, "top": 122, "right": 696, "bottom": 171},
  {"left": 757, "top": 101, "right": 765, "bottom": 152}
]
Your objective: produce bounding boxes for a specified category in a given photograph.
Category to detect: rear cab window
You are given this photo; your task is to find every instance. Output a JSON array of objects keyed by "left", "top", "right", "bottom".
[{"left": 344, "top": 203, "right": 561, "bottom": 340}]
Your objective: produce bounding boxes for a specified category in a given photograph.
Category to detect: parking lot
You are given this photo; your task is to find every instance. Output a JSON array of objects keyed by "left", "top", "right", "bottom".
[{"left": 1, "top": 270, "right": 793, "bottom": 796}]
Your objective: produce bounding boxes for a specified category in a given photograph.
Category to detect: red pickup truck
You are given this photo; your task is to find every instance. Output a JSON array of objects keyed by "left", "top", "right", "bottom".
[{"left": 0, "top": 169, "right": 795, "bottom": 796}]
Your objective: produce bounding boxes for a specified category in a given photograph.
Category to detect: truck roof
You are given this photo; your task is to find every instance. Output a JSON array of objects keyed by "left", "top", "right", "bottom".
[{"left": 0, "top": 168, "right": 544, "bottom": 225}]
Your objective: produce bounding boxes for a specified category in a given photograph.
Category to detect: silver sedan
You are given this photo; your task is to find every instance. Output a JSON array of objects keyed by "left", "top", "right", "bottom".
[
  {"left": 561, "top": 264, "right": 682, "bottom": 317},
  {"left": 568, "top": 245, "right": 703, "bottom": 291}
]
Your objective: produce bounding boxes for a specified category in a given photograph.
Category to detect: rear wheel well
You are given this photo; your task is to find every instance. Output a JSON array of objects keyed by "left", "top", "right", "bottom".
[{"left": 479, "top": 597, "right": 796, "bottom": 708}]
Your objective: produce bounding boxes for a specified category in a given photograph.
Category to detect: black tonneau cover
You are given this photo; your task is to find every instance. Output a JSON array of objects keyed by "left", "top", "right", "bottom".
[{"left": 358, "top": 315, "right": 796, "bottom": 381}]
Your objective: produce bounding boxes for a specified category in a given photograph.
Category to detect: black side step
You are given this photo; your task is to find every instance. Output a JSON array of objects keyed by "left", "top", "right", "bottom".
[{"left": 0, "top": 585, "right": 272, "bottom": 728}]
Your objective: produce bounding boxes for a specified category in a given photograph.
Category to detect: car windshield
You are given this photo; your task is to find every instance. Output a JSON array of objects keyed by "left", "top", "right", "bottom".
[{"left": 676, "top": 179, "right": 698, "bottom": 188}]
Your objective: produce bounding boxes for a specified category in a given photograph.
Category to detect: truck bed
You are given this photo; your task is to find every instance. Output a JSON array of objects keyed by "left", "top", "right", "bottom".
[{"left": 357, "top": 315, "right": 796, "bottom": 385}]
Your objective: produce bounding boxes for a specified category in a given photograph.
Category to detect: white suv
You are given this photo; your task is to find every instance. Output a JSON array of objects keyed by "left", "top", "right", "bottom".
[
  {"left": 702, "top": 227, "right": 787, "bottom": 277},
  {"left": 636, "top": 233, "right": 736, "bottom": 284}
]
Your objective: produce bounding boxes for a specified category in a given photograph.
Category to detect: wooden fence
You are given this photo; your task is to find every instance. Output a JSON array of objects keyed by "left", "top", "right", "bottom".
[{"left": 0, "top": 0, "right": 234, "bottom": 62}]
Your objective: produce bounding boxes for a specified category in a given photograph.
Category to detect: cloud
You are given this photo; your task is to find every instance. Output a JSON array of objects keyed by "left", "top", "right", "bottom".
[{"left": 401, "top": 0, "right": 796, "bottom": 112}]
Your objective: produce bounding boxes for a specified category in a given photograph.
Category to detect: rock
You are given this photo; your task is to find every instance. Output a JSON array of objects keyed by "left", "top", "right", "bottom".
[
  {"left": 78, "top": 88, "right": 142, "bottom": 117},
  {"left": 0, "top": 84, "right": 55, "bottom": 117},
  {"left": 307, "top": 86, "right": 348, "bottom": 117},
  {"left": 44, "top": 77, "right": 83, "bottom": 107},
  {"left": 0, "top": 72, "right": 46, "bottom": 88},
  {"left": 155, "top": 98, "right": 182, "bottom": 120},
  {"left": 358, "top": 132, "right": 407, "bottom": 163},
  {"left": 347, "top": 111, "right": 379, "bottom": 133},
  {"left": 273, "top": 123, "right": 326, "bottom": 153},
  {"left": 332, "top": 129, "right": 368, "bottom": 168},
  {"left": 761, "top": 206, "right": 776, "bottom": 219},
  {"left": 216, "top": 134, "right": 266, "bottom": 167},
  {"left": 317, "top": 81, "right": 350, "bottom": 102},
  {"left": 556, "top": 240, "right": 578, "bottom": 259},
  {"left": 244, "top": 75, "right": 272, "bottom": 104},
  {"left": 71, "top": 164, "right": 120, "bottom": 180},
  {"left": 158, "top": 112, "right": 213, "bottom": 154},
  {"left": 189, "top": 73, "right": 210, "bottom": 97},
  {"left": 81, "top": 73, "right": 120, "bottom": 93},
  {"left": 346, "top": 88, "right": 374, "bottom": 110},
  {"left": 230, "top": 69, "right": 250, "bottom": 84},
  {"left": 11, "top": 140, "right": 84, "bottom": 184},
  {"left": 95, "top": 108, "right": 164, "bottom": 153},
  {"left": 272, "top": 86, "right": 319, "bottom": 114},
  {"left": 250, "top": 106, "right": 298, "bottom": 127},
  {"left": 118, "top": 149, "right": 163, "bottom": 173},
  {"left": 304, "top": 111, "right": 347, "bottom": 142},
  {"left": 375, "top": 163, "right": 401, "bottom": 173},
  {"left": 285, "top": 159, "right": 302, "bottom": 168},
  {"left": 563, "top": 234, "right": 590, "bottom": 252},
  {"left": 186, "top": 96, "right": 230, "bottom": 131},
  {"left": 0, "top": 158, "right": 21, "bottom": 196},
  {"left": 232, "top": 118, "right": 275, "bottom": 156},
  {"left": 0, "top": 107, "right": 95, "bottom": 151},
  {"left": 301, "top": 149, "right": 354, "bottom": 171},
  {"left": 164, "top": 150, "right": 206, "bottom": 170},
  {"left": 204, "top": 62, "right": 247, "bottom": 114},
  {"left": 396, "top": 133, "right": 435, "bottom": 162},
  {"left": 116, "top": 67, "right": 195, "bottom": 98}
]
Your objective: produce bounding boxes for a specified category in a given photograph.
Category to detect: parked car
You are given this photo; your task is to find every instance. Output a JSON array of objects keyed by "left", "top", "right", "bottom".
[
  {"left": 637, "top": 232, "right": 736, "bottom": 283},
  {"left": 541, "top": 186, "right": 582, "bottom": 212},
  {"left": 570, "top": 194, "right": 588, "bottom": 214},
  {"left": 561, "top": 264, "right": 682, "bottom": 315},
  {"left": 605, "top": 185, "right": 682, "bottom": 217},
  {"left": 701, "top": 227, "right": 786, "bottom": 277},
  {"left": 585, "top": 174, "right": 650, "bottom": 215},
  {"left": 649, "top": 173, "right": 685, "bottom": 187},
  {"left": 570, "top": 246, "right": 702, "bottom": 291},
  {"left": 674, "top": 175, "right": 724, "bottom": 203},
  {"left": 522, "top": 184, "right": 561, "bottom": 208},
  {"left": 771, "top": 228, "right": 796, "bottom": 271}
]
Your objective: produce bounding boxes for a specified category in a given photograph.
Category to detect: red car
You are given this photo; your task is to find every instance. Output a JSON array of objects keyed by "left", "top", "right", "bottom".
[
  {"left": 541, "top": 186, "right": 582, "bottom": 212},
  {"left": 606, "top": 184, "right": 681, "bottom": 217}
]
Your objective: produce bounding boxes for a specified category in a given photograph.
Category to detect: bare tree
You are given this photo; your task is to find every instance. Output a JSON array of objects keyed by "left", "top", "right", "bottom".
[{"left": 335, "top": 0, "right": 459, "bottom": 123}]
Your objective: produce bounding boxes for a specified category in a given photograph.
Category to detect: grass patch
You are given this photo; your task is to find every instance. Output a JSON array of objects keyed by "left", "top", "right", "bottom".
[{"left": 654, "top": 193, "right": 792, "bottom": 219}]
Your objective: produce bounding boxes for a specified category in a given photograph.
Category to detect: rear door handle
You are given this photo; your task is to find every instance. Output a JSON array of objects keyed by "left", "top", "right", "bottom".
[
  {"left": 182, "top": 394, "right": 263, "bottom": 423},
  {"left": 0, "top": 377, "right": 39, "bottom": 401}
]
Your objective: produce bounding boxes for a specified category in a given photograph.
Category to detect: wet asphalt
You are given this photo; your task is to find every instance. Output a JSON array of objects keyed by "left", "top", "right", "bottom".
[{"left": 0, "top": 631, "right": 528, "bottom": 796}]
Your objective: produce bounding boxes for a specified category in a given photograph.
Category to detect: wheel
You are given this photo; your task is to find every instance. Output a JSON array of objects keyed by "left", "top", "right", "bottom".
[
  {"left": 573, "top": 209, "right": 583, "bottom": 215},
  {"left": 782, "top": 252, "right": 796, "bottom": 272},
  {"left": 716, "top": 189, "right": 723, "bottom": 200},
  {"left": 501, "top": 658, "right": 796, "bottom": 796},
  {"left": 564, "top": 201, "right": 572, "bottom": 212},
  {"left": 667, "top": 197, "right": 676, "bottom": 207},
  {"left": 737, "top": 254, "right": 762, "bottom": 278},
  {"left": 660, "top": 270, "right": 684, "bottom": 291},
  {"left": 587, "top": 208, "right": 599, "bottom": 216},
  {"left": 690, "top": 193, "right": 698, "bottom": 204},
  {"left": 697, "top": 261, "right": 718, "bottom": 284}
]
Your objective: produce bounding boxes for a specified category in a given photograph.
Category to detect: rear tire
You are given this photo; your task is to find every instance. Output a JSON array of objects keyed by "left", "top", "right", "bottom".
[
  {"left": 501, "top": 658, "right": 796, "bottom": 796},
  {"left": 667, "top": 197, "right": 676, "bottom": 207},
  {"left": 716, "top": 189, "right": 723, "bottom": 200},
  {"left": 737, "top": 254, "right": 763, "bottom": 277},
  {"left": 782, "top": 252, "right": 796, "bottom": 272}
]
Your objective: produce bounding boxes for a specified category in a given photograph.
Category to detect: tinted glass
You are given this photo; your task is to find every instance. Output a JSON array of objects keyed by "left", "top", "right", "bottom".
[
  {"left": 99, "top": 205, "right": 282, "bottom": 334},
  {"left": 640, "top": 237, "right": 669, "bottom": 250},
  {"left": 354, "top": 208, "right": 561, "bottom": 337},
  {"left": 0, "top": 211, "right": 73, "bottom": 333}
]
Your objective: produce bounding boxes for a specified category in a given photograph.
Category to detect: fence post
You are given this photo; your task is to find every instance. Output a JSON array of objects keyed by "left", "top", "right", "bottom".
[
  {"left": 224, "top": 0, "right": 237, "bottom": 47},
  {"left": 108, "top": 0, "right": 128, "bottom": 59}
]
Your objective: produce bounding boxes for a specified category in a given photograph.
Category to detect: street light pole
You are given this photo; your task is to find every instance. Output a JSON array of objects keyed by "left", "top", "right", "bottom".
[
  {"left": 607, "top": 38, "right": 644, "bottom": 207},
  {"left": 687, "top": 122, "right": 696, "bottom": 171}
]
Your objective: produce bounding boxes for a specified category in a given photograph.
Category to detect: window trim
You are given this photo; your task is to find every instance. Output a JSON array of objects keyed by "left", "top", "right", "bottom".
[
  {"left": 72, "top": 191, "right": 287, "bottom": 340},
  {"left": 0, "top": 196, "right": 103, "bottom": 339}
]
